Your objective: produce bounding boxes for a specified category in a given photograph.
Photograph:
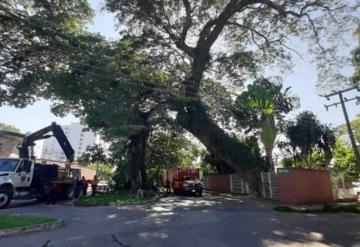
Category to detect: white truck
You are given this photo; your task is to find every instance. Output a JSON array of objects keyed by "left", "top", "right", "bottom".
[{"left": 0, "top": 123, "right": 82, "bottom": 209}]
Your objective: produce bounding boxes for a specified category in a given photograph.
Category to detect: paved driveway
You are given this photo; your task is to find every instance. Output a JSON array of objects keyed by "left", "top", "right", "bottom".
[{"left": 0, "top": 192, "right": 359, "bottom": 247}]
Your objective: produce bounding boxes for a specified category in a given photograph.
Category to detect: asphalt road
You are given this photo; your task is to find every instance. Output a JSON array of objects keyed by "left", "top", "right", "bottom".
[{"left": 1, "top": 192, "right": 360, "bottom": 247}]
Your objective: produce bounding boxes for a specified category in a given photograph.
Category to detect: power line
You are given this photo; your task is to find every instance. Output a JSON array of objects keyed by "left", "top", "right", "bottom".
[
  {"left": 0, "top": 4, "right": 211, "bottom": 93},
  {"left": 324, "top": 86, "right": 360, "bottom": 170}
]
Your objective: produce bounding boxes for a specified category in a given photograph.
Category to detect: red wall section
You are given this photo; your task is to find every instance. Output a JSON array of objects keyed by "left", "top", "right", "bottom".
[
  {"left": 277, "top": 168, "right": 333, "bottom": 205},
  {"left": 207, "top": 175, "right": 230, "bottom": 193}
]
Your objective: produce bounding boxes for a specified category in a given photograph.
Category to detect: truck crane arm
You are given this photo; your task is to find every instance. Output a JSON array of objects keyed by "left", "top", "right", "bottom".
[{"left": 18, "top": 122, "right": 75, "bottom": 162}]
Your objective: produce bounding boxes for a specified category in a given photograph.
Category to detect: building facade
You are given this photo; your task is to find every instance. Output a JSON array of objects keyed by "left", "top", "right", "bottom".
[{"left": 41, "top": 123, "right": 96, "bottom": 161}]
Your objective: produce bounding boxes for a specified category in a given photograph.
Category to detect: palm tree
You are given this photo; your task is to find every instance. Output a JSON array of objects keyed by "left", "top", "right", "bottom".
[{"left": 233, "top": 78, "right": 298, "bottom": 170}]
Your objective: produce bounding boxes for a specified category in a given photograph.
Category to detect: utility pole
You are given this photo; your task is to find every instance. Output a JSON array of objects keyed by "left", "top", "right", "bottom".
[{"left": 324, "top": 86, "right": 360, "bottom": 170}]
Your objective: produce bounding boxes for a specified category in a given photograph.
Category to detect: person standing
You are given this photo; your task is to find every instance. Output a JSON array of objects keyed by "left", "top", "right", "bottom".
[
  {"left": 81, "top": 176, "right": 88, "bottom": 196},
  {"left": 46, "top": 183, "right": 59, "bottom": 204},
  {"left": 165, "top": 178, "right": 170, "bottom": 193},
  {"left": 91, "top": 175, "right": 99, "bottom": 196}
]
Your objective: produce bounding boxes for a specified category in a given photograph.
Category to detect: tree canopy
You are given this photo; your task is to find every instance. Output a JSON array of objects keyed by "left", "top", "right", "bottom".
[
  {"left": 0, "top": 123, "right": 20, "bottom": 133},
  {"left": 0, "top": 0, "right": 93, "bottom": 107},
  {"left": 333, "top": 139, "right": 359, "bottom": 180},
  {"left": 1, "top": 0, "right": 359, "bottom": 174},
  {"left": 284, "top": 111, "right": 336, "bottom": 167},
  {"left": 103, "top": 0, "right": 358, "bottom": 171},
  {"left": 146, "top": 130, "right": 200, "bottom": 180},
  {"left": 337, "top": 113, "right": 360, "bottom": 143}
]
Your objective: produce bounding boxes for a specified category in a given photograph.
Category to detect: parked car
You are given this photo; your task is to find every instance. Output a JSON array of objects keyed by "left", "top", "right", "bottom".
[
  {"left": 97, "top": 180, "right": 110, "bottom": 193},
  {"left": 353, "top": 182, "right": 360, "bottom": 200}
]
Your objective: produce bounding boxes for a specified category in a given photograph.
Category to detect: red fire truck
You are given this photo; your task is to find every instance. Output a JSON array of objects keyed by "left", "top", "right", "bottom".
[{"left": 171, "top": 168, "right": 203, "bottom": 196}]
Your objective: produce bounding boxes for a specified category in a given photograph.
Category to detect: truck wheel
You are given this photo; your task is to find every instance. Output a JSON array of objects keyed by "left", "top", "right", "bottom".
[
  {"left": 198, "top": 190, "right": 203, "bottom": 197},
  {"left": 0, "top": 190, "right": 12, "bottom": 209}
]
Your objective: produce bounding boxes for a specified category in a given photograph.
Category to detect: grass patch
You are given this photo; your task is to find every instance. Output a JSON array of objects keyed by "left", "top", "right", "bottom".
[
  {"left": 273, "top": 206, "right": 296, "bottom": 213},
  {"left": 323, "top": 203, "right": 360, "bottom": 214},
  {"left": 0, "top": 215, "right": 57, "bottom": 230},
  {"left": 274, "top": 203, "right": 360, "bottom": 214},
  {"left": 75, "top": 192, "right": 157, "bottom": 206}
]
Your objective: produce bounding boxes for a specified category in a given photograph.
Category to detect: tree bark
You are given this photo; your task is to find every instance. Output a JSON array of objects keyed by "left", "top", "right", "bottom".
[
  {"left": 176, "top": 100, "right": 261, "bottom": 171},
  {"left": 129, "top": 130, "right": 149, "bottom": 189}
]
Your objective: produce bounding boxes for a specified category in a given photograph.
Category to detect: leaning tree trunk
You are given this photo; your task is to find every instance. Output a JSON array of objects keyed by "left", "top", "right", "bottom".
[{"left": 176, "top": 100, "right": 261, "bottom": 171}]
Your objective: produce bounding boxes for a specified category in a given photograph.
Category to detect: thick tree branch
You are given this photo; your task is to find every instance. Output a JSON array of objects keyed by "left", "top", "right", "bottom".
[
  {"left": 183, "top": 0, "right": 257, "bottom": 97},
  {"left": 179, "top": 0, "right": 192, "bottom": 47}
]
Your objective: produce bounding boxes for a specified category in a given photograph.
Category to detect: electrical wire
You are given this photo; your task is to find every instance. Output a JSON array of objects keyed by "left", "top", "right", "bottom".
[{"left": 0, "top": 4, "right": 211, "bottom": 93}]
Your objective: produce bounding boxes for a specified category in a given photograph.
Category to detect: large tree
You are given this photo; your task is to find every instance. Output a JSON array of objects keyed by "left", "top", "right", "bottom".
[
  {"left": 233, "top": 78, "right": 297, "bottom": 170},
  {"left": 1, "top": 1, "right": 358, "bottom": 172},
  {"left": 284, "top": 111, "right": 336, "bottom": 167},
  {"left": 104, "top": 0, "right": 358, "bottom": 171},
  {"left": 48, "top": 35, "right": 173, "bottom": 188}
]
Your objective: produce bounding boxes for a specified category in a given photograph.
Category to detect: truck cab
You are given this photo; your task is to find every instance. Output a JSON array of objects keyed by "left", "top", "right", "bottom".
[
  {"left": 0, "top": 158, "right": 34, "bottom": 208},
  {"left": 0, "top": 158, "right": 80, "bottom": 209},
  {"left": 172, "top": 168, "right": 203, "bottom": 196},
  {"left": 0, "top": 122, "right": 80, "bottom": 209}
]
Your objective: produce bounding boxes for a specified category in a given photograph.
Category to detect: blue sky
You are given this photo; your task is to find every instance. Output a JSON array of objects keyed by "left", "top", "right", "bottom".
[{"left": 0, "top": 0, "right": 359, "bottom": 133}]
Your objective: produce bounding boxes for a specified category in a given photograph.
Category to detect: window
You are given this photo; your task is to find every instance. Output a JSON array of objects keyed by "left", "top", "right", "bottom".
[
  {"left": 16, "top": 160, "right": 32, "bottom": 173},
  {"left": 23, "top": 160, "right": 32, "bottom": 173},
  {"left": 0, "top": 159, "right": 19, "bottom": 172}
]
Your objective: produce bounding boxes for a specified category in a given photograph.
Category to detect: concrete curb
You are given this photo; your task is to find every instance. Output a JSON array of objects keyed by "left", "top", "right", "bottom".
[{"left": 0, "top": 219, "right": 64, "bottom": 239}]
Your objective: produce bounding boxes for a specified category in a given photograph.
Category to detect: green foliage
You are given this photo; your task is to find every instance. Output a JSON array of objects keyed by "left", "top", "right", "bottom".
[
  {"left": 233, "top": 78, "right": 297, "bottom": 170},
  {"left": 333, "top": 140, "right": 359, "bottom": 180},
  {"left": 104, "top": 0, "right": 357, "bottom": 171},
  {"left": 323, "top": 203, "right": 360, "bottom": 214},
  {"left": 200, "top": 79, "right": 234, "bottom": 127},
  {"left": 0, "top": 123, "right": 20, "bottom": 133},
  {"left": 77, "top": 144, "right": 114, "bottom": 180},
  {"left": 274, "top": 204, "right": 360, "bottom": 214},
  {"left": 146, "top": 131, "right": 200, "bottom": 180},
  {"left": 234, "top": 78, "right": 297, "bottom": 127},
  {"left": 88, "top": 163, "right": 114, "bottom": 181},
  {"left": 0, "top": 0, "right": 93, "bottom": 107},
  {"left": 78, "top": 144, "right": 109, "bottom": 165},
  {"left": 46, "top": 34, "right": 174, "bottom": 187},
  {"left": 75, "top": 192, "right": 156, "bottom": 206},
  {"left": 337, "top": 113, "right": 360, "bottom": 143},
  {"left": 281, "top": 151, "right": 327, "bottom": 169},
  {"left": 105, "top": 0, "right": 356, "bottom": 88},
  {"left": 351, "top": 26, "right": 360, "bottom": 84},
  {"left": 284, "top": 111, "right": 336, "bottom": 167},
  {"left": 202, "top": 136, "right": 263, "bottom": 174},
  {"left": 2, "top": 0, "right": 356, "bottom": 175},
  {"left": 0, "top": 215, "right": 56, "bottom": 230}
]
